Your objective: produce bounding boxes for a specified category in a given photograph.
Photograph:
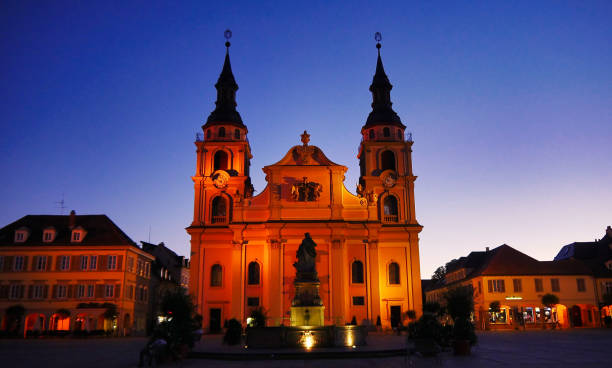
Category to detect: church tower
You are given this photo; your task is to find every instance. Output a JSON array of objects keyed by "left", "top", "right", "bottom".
[
  {"left": 357, "top": 36, "right": 418, "bottom": 226},
  {"left": 191, "top": 35, "right": 253, "bottom": 228},
  {"left": 188, "top": 34, "right": 253, "bottom": 325}
]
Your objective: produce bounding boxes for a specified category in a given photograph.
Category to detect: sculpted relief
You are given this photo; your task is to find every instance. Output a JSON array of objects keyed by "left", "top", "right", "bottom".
[{"left": 291, "top": 177, "right": 322, "bottom": 201}]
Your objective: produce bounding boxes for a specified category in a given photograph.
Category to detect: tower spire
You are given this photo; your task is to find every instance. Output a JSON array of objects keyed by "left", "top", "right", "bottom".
[
  {"left": 364, "top": 32, "right": 404, "bottom": 128},
  {"left": 205, "top": 29, "right": 244, "bottom": 126}
]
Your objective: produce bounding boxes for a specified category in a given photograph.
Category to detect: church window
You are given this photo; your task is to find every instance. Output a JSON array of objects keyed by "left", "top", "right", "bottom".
[
  {"left": 381, "top": 150, "right": 395, "bottom": 171},
  {"left": 383, "top": 196, "right": 398, "bottom": 223},
  {"left": 218, "top": 127, "right": 225, "bottom": 137},
  {"left": 397, "top": 129, "right": 402, "bottom": 139},
  {"left": 352, "top": 260, "right": 364, "bottom": 284},
  {"left": 211, "top": 196, "right": 227, "bottom": 224},
  {"left": 213, "top": 150, "right": 229, "bottom": 171},
  {"left": 210, "top": 264, "right": 222, "bottom": 287},
  {"left": 352, "top": 296, "right": 365, "bottom": 306},
  {"left": 248, "top": 261, "right": 260, "bottom": 285},
  {"left": 388, "top": 262, "right": 400, "bottom": 285},
  {"left": 368, "top": 130, "right": 374, "bottom": 139},
  {"left": 383, "top": 127, "right": 390, "bottom": 137},
  {"left": 234, "top": 129, "right": 240, "bottom": 139},
  {"left": 247, "top": 297, "right": 260, "bottom": 307},
  {"left": 206, "top": 130, "right": 211, "bottom": 139}
]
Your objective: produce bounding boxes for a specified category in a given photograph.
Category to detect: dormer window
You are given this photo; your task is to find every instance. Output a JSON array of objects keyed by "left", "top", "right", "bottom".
[
  {"left": 43, "top": 227, "right": 56, "bottom": 243},
  {"left": 14, "top": 228, "right": 29, "bottom": 243},
  {"left": 71, "top": 227, "right": 86, "bottom": 243}
]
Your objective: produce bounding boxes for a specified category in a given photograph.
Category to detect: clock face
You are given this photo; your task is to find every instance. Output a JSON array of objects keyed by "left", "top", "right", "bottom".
[{"left": 382, "top": 171, "right": 397, "bottom": 188}]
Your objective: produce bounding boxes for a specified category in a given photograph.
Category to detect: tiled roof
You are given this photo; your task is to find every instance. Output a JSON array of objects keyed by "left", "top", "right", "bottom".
[{"left": 0, "top": 214, "right": 136, "bottom": 247}]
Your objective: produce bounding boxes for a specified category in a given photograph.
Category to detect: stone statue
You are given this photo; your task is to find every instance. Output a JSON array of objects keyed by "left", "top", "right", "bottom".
[{"left": 294, "top": 233, "right": 317, "bottom": 274}]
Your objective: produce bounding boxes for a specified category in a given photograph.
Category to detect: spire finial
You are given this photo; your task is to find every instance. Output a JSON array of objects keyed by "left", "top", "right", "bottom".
[
  {"left": 300, "top": 130, "right": 310, "bottom": 146},
  {"left": 224, "top": 29, "right": 232, "bottom": 49},
  {"left": 374, "top": 32, "right": 382, "bottom": 55}
]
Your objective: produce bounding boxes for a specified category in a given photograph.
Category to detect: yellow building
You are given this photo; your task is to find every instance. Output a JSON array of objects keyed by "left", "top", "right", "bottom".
[
  {"left": 0, "top": 211, "right": 154, "bottom": 336},
  {"left": 188, "top": 40, "right": 423, "bottom": 331},
  {"left": 426, "top": 244, "right": 599, "bottom": 329}
]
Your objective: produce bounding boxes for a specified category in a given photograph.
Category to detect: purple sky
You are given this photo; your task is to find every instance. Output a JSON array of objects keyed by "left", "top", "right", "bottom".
[{"left": 1, "top": 1, "right": 610, "bottom": 279}]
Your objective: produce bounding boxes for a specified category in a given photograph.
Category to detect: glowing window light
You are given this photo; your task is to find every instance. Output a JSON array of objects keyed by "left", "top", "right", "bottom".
[
  {"left": 346, "top": 330, "right": 354, "bottom": 347},
  {"left": 505, "top": 296, "right": 523, "bottom": 300}
]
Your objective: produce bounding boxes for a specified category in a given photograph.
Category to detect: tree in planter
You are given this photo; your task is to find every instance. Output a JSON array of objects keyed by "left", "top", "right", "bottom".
[
  {"left": 444, "top": 286, "right": 477, "bottom": 351},
  {"left": 248, "top": 307, "right": 268, "bottom": 327},
  {"left": 156, "top": 289, "right": 199, "bottom": 359},
  {"left": 223, "top": 318, "right": 242, "bottom": 345},
  {"left": 5, "top": 305, "right": 25, "bottom": 335}
]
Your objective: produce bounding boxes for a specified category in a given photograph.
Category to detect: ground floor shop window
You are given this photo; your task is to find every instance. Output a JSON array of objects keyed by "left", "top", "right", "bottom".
[
  {"left": 524, "top": 307, "right": 534, "bottom": 323},
  {"left": 489, "top": 308, "right": 508, "bottom": 324}
]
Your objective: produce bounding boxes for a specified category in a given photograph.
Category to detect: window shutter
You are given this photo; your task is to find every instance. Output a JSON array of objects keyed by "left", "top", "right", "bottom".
[
  {"left": 71, "top": 256, "right": 79, "bottom": 271},
  {"left": 46, "top": 256, "right": 51, "bottom": 271},
  {"left": 55, "top": 256, "right": 62, "bottom": 271},
  {"left": 23, "top": 256, "right": 29, "bottom": 271},
  {"left": 0, "top": 285, "right": 8, "bottom": 298},
  {"left": 52, "top": 285, "right": 58, "bottom": 299},
  {"left": 67, "top": 285, "right": 73, "bottom": 298},
  {"left": 28, "top": 285, "right": 33, "bottom": 299},
  {"left": 487, "top": 280, "right": 493, "bottom": 292},
  {"left": 115, "top": 284, "right": 121, "bottom": 298},
  {"left": 19, "top": 285, "right": 25, "bottom": 298},
  {"left": 117, "top": 256, "right": 123, "bottom": 271},
  {"left": 43, "top": 285, "right": 49, "bottom": 298},
  {"left": 96, "top": 285, "right": 104, "bottom": 298},
  {"left": 4, "top": 256, "right": 12, "bottom": 272}
]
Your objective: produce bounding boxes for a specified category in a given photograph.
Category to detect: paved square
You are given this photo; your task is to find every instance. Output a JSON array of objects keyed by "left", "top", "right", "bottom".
[{"left": 0, "top": 329, "right": 610, "bottom": 367}]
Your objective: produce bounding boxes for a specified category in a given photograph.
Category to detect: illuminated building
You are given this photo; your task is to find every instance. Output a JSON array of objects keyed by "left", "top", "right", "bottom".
[
  {"left": 554, "top": 226, "right": 612, "bottom": 321},
  {"left": 425, "top": 244, "right": 601, "bottom": 329},
  {"left": 0, "top": 211, "right": 154, "bottom": 336},
  {"left": 187, "top": 37, "right": 423, "bottom": 331}
]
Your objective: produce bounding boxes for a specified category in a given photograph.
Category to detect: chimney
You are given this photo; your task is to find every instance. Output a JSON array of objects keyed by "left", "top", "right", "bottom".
[
  {"left": 606, "top": 226, "right": 612, "bottom": 238},
  {"left": 69, "top": 210, "right": 76, "bottom": 229},
  {"left": 486, "top": 247, "right": 490, "bottom": 252}
]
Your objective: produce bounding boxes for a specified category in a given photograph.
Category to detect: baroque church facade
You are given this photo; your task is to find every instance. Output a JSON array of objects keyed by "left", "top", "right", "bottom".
[{"left": 187, "top": 39, "right": 423, "bottom": 332}]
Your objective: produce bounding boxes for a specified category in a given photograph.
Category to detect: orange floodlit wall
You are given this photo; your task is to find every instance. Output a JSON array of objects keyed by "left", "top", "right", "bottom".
[{"left": 188, "top": 131, "right": 423, "bottom": 332}]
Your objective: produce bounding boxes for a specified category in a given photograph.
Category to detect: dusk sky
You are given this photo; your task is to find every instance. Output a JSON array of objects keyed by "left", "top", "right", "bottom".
[{"left": 1, "top": 1, "right": 610, "bottom": 279}]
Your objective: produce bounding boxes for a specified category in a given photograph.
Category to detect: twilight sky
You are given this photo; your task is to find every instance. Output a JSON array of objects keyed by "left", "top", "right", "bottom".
[{"left": 1, "top": 1, "right": 610, "bottom": 279}]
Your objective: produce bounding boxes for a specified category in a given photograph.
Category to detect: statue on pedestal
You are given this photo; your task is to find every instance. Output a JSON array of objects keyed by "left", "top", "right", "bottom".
[{"left": 293, "top": 233, "right": 318, "bottom": 281}]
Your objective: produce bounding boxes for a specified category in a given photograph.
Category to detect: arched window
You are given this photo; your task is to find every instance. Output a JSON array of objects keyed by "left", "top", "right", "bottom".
[
  {"left": 210, "top": 264, "right": 222, "bottom": 287},
  {"left": 206, "top": 130, "right": 211, "bottom": 139},
  {"left": 397, "top": 129, "right": 402, "bottom": 139},
  {"left": 352, "top": 260, "right": 364, "bottom": 284},
  {"left": 218, "top": 127, "right": 225, "bottom": 137},
  {"left": 247, "top": 261, "right": 260, "bottom": 285},
  {"left": 383, "top": 196, "right": 398, "bottom": 222},
  {"left": 381, "top": 150, "right": 395, "bottom": 171},
  {"left": 213, "top": 150, "right": 229, "bottom": 171},
  {"left": 369, "top": 130, "right": 375, "bottom": 139},
  {"left": 383, "top": 127, "right": 390, "bottom": 137},
  {"left": 388, "top": 262, "right": 400, "bottom": 285},
  {"left": 211, "top": 196, "right": 227, "bottom": 224},
  {"left": 234, "top": 129, "right": 240, "bottom": 139}
]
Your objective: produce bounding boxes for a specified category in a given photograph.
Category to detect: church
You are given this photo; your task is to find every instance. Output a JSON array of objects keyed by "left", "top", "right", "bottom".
[{"left": 187, "top": 36, "right": 423, "bottom": 332}]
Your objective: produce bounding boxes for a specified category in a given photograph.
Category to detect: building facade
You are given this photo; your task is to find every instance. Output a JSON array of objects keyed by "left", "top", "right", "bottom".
[
  {"left": 188, "top": 40, "right": 423, "bottom": 332},
  {"left": 425, "top": 244, "right": 600, "bottom": 329},
  {"left": 0, "top": 211, "right": 154, "bottom": 336}
]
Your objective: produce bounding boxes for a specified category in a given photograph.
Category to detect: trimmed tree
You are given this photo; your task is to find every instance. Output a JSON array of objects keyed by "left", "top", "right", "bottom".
[
  {"left": 541, "top": 293, "right": 559, "bottom": 308},
  {"left": 5, "top": 305, "right": 26, "bottom": 335}
]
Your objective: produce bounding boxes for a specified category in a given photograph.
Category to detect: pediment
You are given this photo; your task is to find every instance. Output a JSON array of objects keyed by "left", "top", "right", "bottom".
[{"left": 266, "top": 145, "right": 343, "bottom": 167}]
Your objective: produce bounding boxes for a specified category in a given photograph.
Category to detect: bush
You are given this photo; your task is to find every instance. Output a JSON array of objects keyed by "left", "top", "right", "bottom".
[
  {"left": 223, "top": 318, "right": 242, "bottom": 345},
  {"left": 423, "top": 302, "right": 441, "bottom": 315},
  {"left": 409, "top": 314, "right": 442, "bottom": 342},
  {"left": 405, "top": 310, "right": 417, "bottom": 321}
]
